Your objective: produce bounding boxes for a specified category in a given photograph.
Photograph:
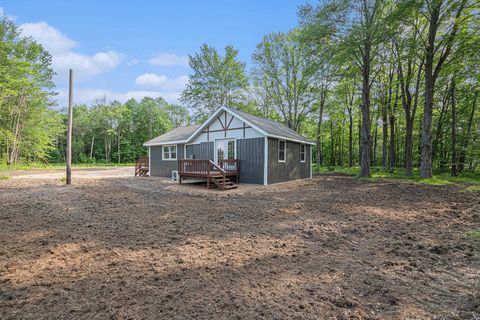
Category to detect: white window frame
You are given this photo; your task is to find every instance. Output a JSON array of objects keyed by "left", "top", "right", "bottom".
[
  {"left": 278, "top": 139, "right": 286, "bottom": 162},
  {"left": 162, "top": 144, "right": 177, "bottom": 161},
  {"left": 300, "top": 144, "right": 306, "bottom": 162}
]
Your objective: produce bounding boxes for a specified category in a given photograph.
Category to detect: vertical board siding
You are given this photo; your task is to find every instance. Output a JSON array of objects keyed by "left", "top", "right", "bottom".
[
  {"left": 236, "top": 138, "right": 264, "bottom": 184},
  {"left": 185, "top": 142, "right": 214, "bottom": 161},
  {"left": 267, "top": 138, "right": 311, "bottom": 184},
  {"left": 150, "top": 143, "right": 184, "bottom": 177}
]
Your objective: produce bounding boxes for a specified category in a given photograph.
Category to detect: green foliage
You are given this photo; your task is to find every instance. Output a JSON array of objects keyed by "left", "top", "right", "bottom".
[
  {"left": 181, "top": 44, "right": 248, "bottom": 120},
  {"left": 0, "top": 14, "right": 58, "bottom": 165},
  {"left": 314, "top": 165, "right": 480, "bottom": 185},
  {"left": 52, "top": 97, "right": 189, "bottom": 164},
  {"left": 252, "top": 29, "right": 316, "bottom": 131}
]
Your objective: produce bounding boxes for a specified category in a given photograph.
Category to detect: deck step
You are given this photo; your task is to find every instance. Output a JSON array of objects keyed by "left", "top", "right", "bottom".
[{"left": 210, "top": 176, "right": 238, "bottom": 190}]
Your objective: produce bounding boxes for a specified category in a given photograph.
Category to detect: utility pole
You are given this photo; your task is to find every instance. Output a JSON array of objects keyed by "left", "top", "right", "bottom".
[{"left": 66, "top": 69, "right": 73, "bottom": 185}]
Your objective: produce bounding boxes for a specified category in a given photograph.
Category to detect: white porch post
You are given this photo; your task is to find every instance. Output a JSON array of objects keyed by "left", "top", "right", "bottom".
[{"left": 263, "top": 137, "right": 268, "bottom": 185}]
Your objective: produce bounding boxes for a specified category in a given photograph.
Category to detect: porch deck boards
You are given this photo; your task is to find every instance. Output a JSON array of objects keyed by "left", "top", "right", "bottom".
[{"left": 178, "top": 159, "right": 239, "bottom": 190}]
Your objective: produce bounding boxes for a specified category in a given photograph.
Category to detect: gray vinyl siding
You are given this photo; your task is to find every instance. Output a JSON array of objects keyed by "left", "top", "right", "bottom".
[
  {"left": 150, "top": 144, "right": 184, "bottom": 177},
  {"left": 185, "top": 142, "right": 214, "bottom": 160},
  {"left": 267, "top": 138, "right": 311, "bottom": 184},
  {"left": 236, "top": 138, "right": 264, "bottom": 184}
]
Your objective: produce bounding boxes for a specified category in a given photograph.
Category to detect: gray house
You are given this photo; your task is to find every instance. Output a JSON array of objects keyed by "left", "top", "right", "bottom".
[{"left": 143, "top": 106, "right": 314, "bottom": 187}]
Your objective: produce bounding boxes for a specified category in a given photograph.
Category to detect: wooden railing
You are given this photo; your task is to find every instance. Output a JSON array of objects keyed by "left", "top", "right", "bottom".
[
  {"left": 178, "top": 159, "right": 239, "bottom": 177},
  {"left": 177, "top": 159, "right": 225, "bottom": 177},
  {"left": 218, "top": 159, "right": 240, "bottom": 175},
  {"left": 135, "top": 156, "right": 149, "bottom": 176}
]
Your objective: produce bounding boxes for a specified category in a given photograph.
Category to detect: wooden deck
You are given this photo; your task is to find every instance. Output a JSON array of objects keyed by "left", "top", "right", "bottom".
[
  {"left": 135, "top": 156, "right": 149, "bottom": 176},
  {"left": 178, "top": 159, "right": 240, "bottom": 190}
]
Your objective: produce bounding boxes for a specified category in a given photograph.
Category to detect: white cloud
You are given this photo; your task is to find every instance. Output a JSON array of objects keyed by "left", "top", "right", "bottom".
[
  {"left": 149, "top": 53, "right": 188, "bottom": 67},
  {"left": 20, "top": 21, "right": 123, "bottom": 80},
  {"left": 135, "top": 73, "right": 168, "bottom": 87},
  {"left": 134, "top": 73, "right": 188, "bottom": 91},
  {"left": 52, "top": 51, "right": 123, "bottom": 79},
  {"left": 20, "top": 21, "right": 77, "bottom": 54}
]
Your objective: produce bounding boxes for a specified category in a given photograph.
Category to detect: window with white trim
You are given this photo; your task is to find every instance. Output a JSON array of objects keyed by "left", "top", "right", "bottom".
[
  {"left": 300, "top": 144, "right": 306, "bottom": 162},
  {"left": 162, "top": 145, "right": 177, "bottom": 160},
  {"left": 278, "top": 140, "right": 286, "bottom": 162}
]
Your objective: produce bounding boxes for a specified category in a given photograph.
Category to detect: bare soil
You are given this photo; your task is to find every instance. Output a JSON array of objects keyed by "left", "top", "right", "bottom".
[{"left": 0, "top": 168, "right": 479, "bottom": 319}]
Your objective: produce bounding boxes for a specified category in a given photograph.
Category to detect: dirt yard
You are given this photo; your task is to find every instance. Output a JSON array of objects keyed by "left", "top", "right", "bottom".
[{"left": 0, "top": 168, "right": 479, "bottom": 319}]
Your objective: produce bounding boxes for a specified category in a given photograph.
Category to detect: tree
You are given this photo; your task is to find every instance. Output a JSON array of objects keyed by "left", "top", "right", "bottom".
[
  {"left": 0, "top": 14, "right": 61, "bottom": 165},
  {"left": 181, "top": 44, "right": 248, "bottom": 120},
  {"left": 300, "top": 0, "right": 389, "bottom": 177},
  {"left": 391, "top": 4, "right": 425, "bottom": 176},
  {"left": 419, "top": 0, "right": 468, "bottom": 178},
  {"left": 252, "top": 29, "right": 316, "bottom": 131}
]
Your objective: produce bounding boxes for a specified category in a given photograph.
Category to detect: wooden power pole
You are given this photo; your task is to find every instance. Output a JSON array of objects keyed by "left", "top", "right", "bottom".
[{"left": 66, "top": 69, "right": 73, "bottom": 185}]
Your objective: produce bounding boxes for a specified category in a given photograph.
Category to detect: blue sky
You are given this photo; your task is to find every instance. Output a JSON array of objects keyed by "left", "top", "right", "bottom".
[{"left": 1, "top": 1, "right": 308, "bottom": 107}]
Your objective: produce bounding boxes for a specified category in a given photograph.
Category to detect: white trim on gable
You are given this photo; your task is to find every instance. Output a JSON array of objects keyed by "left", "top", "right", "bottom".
[
  {"left": 225, "top": 107, "right": 315, "bottom": 145},
  {"left": 144, "top": 139, "right": 188, "bottom": 147}
]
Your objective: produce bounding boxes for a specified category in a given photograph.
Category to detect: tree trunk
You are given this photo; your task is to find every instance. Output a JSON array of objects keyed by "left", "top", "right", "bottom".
[
  {"left": 330, "top": 121, "right": 335, "bottom": 166},
  {"left": 421, "top": 0, "right": 465, "bottom": 178},
  {"left": 373, "top": 117, "right": 378, "bottom": 167},
  {"left": 432, "top": 87, "right": 450, "bottom": 167},
  {"left": 458, "top": 91, "right": 477, "bottom": 172},
  {"left": 389, "top": 114, "right": 395, "bottom": 172},
  {"left": 360, "top": 40, "right": 372, "bottom": 177},
  {"left": 404, "top": 116, "right": 414, "bottom": 176},
  {"left": 348, "top": 107, "right": 353, "bottom": 167},
  {"left": 315, "top": 96, "right": 326, "bottom": 173},
  {"left": 118, "top": 132, "right": 121, "bottom": 164},
  {"left": 450, "top": 78, "right": 457, "bottom": 176},
  {"left": 420, "top": 3, "right": 440, "bottom": 178},
  {"left": 358, "top": 117, "right": 362, "bottom": 165},
  {"left": 382, "top": 109, "right": 388, "bottom": 170},
  {"left": 90, "top": 135, "right": 95, "bottom": 159}
]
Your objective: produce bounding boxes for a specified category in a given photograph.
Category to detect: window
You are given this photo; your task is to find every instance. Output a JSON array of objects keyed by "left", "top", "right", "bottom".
[
  {"left": 278, "top": 140, "right": 286, "bottom": 162},
  {"left": 300, "top": 144, "right": 306, "bottom": 162},
  {"left": 162, "top": 145, "right": 177, "bottom": 160},
  {"left": 227, "top": 140, "right": 235, "bottom": 159}
]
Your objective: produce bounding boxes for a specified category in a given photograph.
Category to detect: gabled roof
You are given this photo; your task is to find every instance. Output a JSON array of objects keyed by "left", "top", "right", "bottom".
[
  {"left": 143, "top": 125, "right": 200, "bottom": 146},
  {"left": 144, "top": 106, "right": 315, "bottom": 146},
  {"left": 224, "top": 106, "right": 314, "bottom": 145}
]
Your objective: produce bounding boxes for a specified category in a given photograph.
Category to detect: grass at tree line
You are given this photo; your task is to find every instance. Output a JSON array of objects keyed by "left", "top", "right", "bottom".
[
  {"left": 314, "top": 165, "right": 480, "bottom": 186},
  {"left": 0, "top": 162, "right": 135, "bottom": 173}
]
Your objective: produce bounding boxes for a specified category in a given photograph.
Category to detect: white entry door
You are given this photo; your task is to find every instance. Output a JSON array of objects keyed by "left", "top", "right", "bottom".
[{"left": 215, "top": 139, "right": 235, "bottom": 164}]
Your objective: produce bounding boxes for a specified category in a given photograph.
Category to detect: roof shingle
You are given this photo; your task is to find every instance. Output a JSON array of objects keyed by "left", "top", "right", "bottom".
[{"left": 143, "top": 125, "right": 200, "bottom": 146}]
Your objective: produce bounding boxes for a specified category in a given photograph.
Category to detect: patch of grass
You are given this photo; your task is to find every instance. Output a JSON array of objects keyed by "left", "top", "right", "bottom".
[
  {"left": 0, "top": 162, "right": 135, "bottom": 173},
  {"left": 0, "top": 175, "right": 10, "bottom": 180},
  {"left": 462, "top": 185, "right": 480, "bottom": 192},
  {"left": 313, "top": 165, "right": 480, "bottom": 186},
  {"left": 466, "top": 230, "right": 480, "bottom": 240}
]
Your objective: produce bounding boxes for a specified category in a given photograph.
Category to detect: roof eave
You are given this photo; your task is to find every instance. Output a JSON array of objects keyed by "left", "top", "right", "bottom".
[
  {"left": 143, "top": 139, "right": 189, "bottom": 147},
  {"left": 265, "top": 134, "right": 316, "bottom": 145}
]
